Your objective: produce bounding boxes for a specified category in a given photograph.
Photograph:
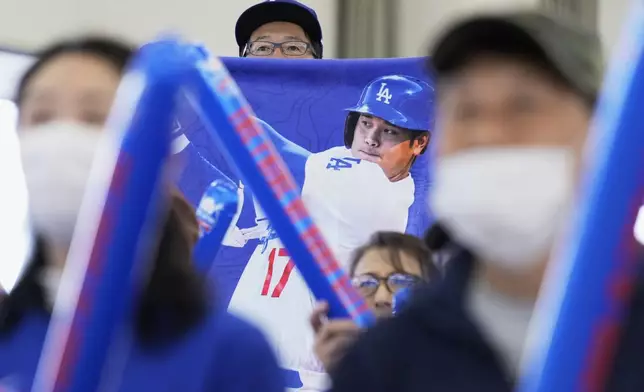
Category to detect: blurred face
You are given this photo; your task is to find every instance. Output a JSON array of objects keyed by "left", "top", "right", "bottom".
[
  {"left": 351, "top": 114, "right": 428, "bottom": 181},
  {"left": 431, "top": 56, "right": 592, "bottom": 295},
  {"left": 247, "top": 21, "right": 314, "bottom": 59},
  {"left": 19, "top": 122, "right": 101, "bottom": 271},
  {"left": 436, "top": 56, "right": 590, "bottom": 169},
  {"left": 352, "top": 247, "right": 423, "bottom": 319},
  {"left": 19, "top": 53, "right": 121, "bottom": 128}
]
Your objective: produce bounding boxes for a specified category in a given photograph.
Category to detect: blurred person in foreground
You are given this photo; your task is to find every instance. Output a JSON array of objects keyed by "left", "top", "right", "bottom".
[
  {"left": 330, "top": 11, "right": 644, "bottom": 392},
  {"left": 0, "top": 36, "right": 283, "bottom": 391},
  {"left": 310, "top": 232, "right": 438, "bottom": 372},
  {"left": 236, "top": 0, "right": 323, "bottom": 59}
]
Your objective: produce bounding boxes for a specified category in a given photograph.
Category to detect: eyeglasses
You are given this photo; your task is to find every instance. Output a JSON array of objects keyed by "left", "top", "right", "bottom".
[
  {"left": 245, "top": 40, "right": 314, "bottom": 57},
  {"left": 351, "top": 273, "right": 421, "bottom": 297}
]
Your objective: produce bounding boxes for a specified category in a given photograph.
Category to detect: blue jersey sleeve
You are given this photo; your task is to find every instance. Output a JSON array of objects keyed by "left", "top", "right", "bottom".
[
  {"left": 208, "top": 313, "right": 284, "bottom": 392},
  {"left": 405, "top": 153, "right": 432, "bottom": 236},
  {"left": 257, "top": 118, "right": 310, "bottom": 189}
]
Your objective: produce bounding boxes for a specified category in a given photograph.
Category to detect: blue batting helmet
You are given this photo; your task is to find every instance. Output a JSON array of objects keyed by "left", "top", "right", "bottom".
[{"left": 344, "top": 75, "right": 434, "bottom": 148}]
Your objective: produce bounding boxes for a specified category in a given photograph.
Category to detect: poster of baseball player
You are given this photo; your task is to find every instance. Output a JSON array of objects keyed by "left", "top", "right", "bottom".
[{"left": 172, "top": 57, "right": 434, "bottom": 391}]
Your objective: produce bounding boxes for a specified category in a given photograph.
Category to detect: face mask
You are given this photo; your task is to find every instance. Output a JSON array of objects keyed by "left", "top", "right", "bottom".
[
  {"left": 19, "top": 121, "right": 102, "bottom": 255},
  {"left": 430, "top": 148, "right": 574, "bottom": 272}
]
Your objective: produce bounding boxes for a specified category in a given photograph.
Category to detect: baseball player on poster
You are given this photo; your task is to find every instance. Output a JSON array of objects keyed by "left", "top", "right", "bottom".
[{"left": 227, "top": 74, "right": 433, "bottom": 391}]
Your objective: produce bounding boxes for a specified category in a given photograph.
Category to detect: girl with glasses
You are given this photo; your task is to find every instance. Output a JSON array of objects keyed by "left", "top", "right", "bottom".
[{"left": 310, "top": 231, "right": 438, "bottom": 373}]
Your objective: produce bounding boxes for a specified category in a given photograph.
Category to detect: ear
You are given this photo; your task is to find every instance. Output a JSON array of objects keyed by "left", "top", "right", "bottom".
[{"left": 412, "top": 133, "right": 430, "bottom": 156}]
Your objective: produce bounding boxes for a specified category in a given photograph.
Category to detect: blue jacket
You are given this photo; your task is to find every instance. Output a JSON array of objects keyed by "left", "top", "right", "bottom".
[
  {"left": 330, "top": 239, "right": 644, "bottom": 392},
  {"left": 0, "top": 307, "right": 283, "bottom": 391}
]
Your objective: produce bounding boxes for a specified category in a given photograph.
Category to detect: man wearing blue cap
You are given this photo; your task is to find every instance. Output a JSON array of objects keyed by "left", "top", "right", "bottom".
[
  {"left": 302, "top": 74, "right": 432, "bottom": 264},
  {"left": 236, "top": 0, "right": 323, "bottom": 59}
]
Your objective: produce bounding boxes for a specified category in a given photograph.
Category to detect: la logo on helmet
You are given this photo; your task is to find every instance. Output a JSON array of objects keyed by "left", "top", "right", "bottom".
[{"left": 376, "top": 82, "right": 393, "bottom": 104}]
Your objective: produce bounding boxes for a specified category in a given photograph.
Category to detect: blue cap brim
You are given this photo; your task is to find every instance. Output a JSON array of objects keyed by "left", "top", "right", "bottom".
[{"left": 345, "top": 104, "right": 412, "bottom": 130}]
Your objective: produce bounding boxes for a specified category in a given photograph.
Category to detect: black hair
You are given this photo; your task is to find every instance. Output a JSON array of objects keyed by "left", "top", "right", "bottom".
[
  {"left": 426, "top": 23, "right": 596, "bottom": 107},
  {"left": 423, "top": 223, "right": 451, "bottom": 253},
  {"left": 348, "top": 231, "right": 438, "bottom": 282},
  {"left": 311, "top": 41, "right": 323, "bottom": 59},
  {"left": 135, "top": 194, "right": 209, "bottom": 347},
  {"left": 343, "top": 112, "right": 430, "bottom": 153},
  {"left": 15, "top": 35, "right": 134, "bottom": 105},
  {"left": 0, "top": 194, "right": 209, "bottom": 349}
]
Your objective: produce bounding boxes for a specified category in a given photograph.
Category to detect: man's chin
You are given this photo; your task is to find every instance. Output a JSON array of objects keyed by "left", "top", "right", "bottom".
[{"left": 356, "top": 151, "right": 381, "bottom": 163}]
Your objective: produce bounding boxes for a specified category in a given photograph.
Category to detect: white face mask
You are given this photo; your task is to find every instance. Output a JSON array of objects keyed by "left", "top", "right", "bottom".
[
  {"left": 19, "top": 121, "right": 102, "bottom": 257},
  {"left": 430, "top": 148, "right": 575, "bottom": 272}
]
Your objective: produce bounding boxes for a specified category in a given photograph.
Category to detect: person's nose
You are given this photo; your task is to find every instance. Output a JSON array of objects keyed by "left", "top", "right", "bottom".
[
  {"left": 268, "top": 50, "right": 288, "bottom": 59},
  {"left": 373, "top": 283, "right": 392, "bottom": 310},
  {"left": 364, "top": 129, "right": 380, "bottom": 148}
]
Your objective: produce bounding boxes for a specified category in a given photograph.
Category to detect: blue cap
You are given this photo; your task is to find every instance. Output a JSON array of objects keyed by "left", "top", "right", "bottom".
[
  {"left": 345, "top": 75, "right": 434, "bottom": 131},
  {"left": 235, "top": 0, "right": 323, "bottom": 57}
]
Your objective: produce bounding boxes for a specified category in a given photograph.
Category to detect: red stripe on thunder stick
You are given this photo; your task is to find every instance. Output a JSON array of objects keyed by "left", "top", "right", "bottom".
[{"left": 183, "top": 46, "right": 375, "bottom": 327}]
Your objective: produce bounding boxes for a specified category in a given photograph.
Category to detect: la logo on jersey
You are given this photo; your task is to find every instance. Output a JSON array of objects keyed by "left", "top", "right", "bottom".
[{"left": 376, "top": 82, "right": 393, "bottom": 104}]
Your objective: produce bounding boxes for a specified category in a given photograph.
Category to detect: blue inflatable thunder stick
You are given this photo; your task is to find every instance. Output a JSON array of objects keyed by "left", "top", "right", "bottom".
[
  {"left": 32, "top": 40, "right": 188, "bottom": 392},
  {"left": 520, "top": 2, "right": 644, "bottom": 391}
]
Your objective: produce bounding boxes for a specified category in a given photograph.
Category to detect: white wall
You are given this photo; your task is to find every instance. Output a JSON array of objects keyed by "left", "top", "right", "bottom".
[
  {"left": 598, "top": 0, "right": 630, "bottom": 56},
  {"left": 0, "top": 0, "right": 629, "bottom": 61},
  {"left": 395, "top": 0, "right": 539, "bottom": 58},
  {"left": 0, "top": 0, "right": 338, "bottom": 58},
  {"left": 395, "top": 0, "right": 631, "bottom": 59}
]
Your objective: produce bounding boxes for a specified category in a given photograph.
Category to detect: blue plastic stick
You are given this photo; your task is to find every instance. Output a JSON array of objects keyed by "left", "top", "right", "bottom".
[
  {"left": 519, "top": 2, "right": 644, "bottom": 391},
  {"left": 31, "top": 40, "right": 189, "bottom": 392}
]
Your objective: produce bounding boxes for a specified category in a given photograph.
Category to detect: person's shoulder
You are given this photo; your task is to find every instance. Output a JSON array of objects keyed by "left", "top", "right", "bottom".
[
  {"left": 309, "top": 146, "right": 349, "bottom": 161},
  {"left": 214, "top": 311, "right": 265, "bottom": 340},
  {"left": 210, "top": 311, "right": 275, "bottom": 357},
  {"left": 207, "top": 311, "right": 284, "bottom": 391},
  {"left": 331, "top": 273, "right": 503, "bottom": 391},
  {"left": 0, "top": 311, "right": 48, "bottom": 387},
  {"left": 329, "top": 312, "right": 437, "bottom": 392}
]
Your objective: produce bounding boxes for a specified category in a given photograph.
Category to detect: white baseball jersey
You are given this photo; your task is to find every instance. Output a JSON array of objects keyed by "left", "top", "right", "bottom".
[
  {"left": 228, "top": 146, "right": 415, "bottom": 391},
  {"left": 302, "top": 146, "right": 415, "bottom": 268},
  {"left": 228, "top": 235, "right": 327, "bottom": 391}
]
